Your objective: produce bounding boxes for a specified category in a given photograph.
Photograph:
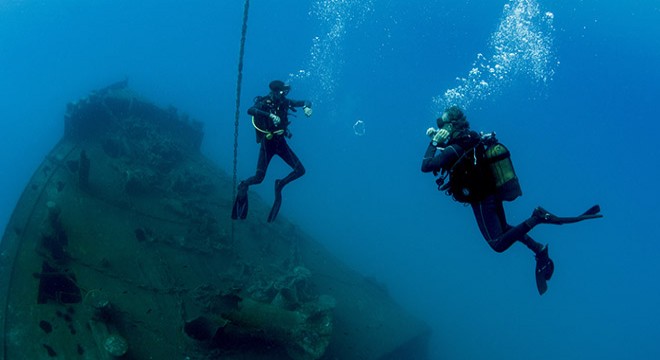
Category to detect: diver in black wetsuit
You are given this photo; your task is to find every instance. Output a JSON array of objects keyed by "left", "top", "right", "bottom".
[
  {"left": 421, "top": 106, "right": 602, "bottom": 295},
  {"left": 231, "top": 80, "right": 313, "bottom": 223}
]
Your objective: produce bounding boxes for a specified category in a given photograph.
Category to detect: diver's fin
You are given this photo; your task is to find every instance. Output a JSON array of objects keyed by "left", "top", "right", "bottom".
[
  {"left": 535, "top": 245, "right": 554, "bottom": 296},
  {"left": 535, "top": 271, "right": 548, "bottom": 295},
  {"left": 231, "top": 184, "right": 249, "bottom": 220},
  {"left": 534, "top": 204, "right": 603, "bottom": 225},
  {"left": 581, "top": 204, "right": 601, "bottom": 216},
  {"left": 267, "top": 180, "right": 283, "bottom": 223}
]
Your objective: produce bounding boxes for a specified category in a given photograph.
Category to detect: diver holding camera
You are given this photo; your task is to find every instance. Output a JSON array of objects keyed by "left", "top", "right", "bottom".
[{"left": 421, "top": 106, "right": 602, "bottom": 295}]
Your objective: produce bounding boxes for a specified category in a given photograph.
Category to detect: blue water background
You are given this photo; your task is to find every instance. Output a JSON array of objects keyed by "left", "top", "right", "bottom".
[{"left": 1, "top": 1, "right": 659, "bottom": 359}]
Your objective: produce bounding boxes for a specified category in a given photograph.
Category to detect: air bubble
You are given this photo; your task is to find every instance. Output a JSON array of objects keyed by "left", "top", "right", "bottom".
[
  {"left": 353, "top": 120, "right": 366, "bottom": 136},
  {"left": 434, "top": 0, "right": 556, "bottom": 112}
]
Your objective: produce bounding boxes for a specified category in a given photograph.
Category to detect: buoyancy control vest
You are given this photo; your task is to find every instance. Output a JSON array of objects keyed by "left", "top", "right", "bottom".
[
  {"left": 251, "top": 95, "right": 292, "bottom": 143},
  {"left": 442, "top": 132, "right": 522, "bottom": 203}
]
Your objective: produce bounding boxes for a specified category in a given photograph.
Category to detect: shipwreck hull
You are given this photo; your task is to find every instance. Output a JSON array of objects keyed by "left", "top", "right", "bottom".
[{"left": 0, "top": 83, "right": 430, "bottom": 359}]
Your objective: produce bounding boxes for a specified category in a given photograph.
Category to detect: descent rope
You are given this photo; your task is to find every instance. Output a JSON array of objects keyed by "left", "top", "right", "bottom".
[{"left": 232, "top": 0, "right": 250, "bottom": 241}]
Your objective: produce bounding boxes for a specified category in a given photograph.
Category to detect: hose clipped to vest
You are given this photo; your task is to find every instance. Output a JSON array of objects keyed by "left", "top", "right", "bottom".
[
  {"left": 252, "top": 116, "right": 284, "bottom": 140},
  {"left": 232, "top": 0, "right": 250, "bottom": 241}
]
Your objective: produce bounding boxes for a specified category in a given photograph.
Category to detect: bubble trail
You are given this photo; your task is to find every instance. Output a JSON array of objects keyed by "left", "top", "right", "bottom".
[{"left": 434, "top": 0, "right": 556, "bottom": 112}]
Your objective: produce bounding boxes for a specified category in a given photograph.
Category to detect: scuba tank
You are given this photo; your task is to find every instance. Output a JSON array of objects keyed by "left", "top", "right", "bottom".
[{"left": 484, "top": 142, "right": 522, "bottom": 201}]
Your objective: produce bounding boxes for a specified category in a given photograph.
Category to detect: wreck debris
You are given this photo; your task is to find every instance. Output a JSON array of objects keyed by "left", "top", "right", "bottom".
[
  {"left": 0, "top": 82, "right": 431, "bottom": 359},
  {"left": 222, "top": 296, "right": 333, "bottom": 360},
  {"left": 79, "top": 150, "right": 90, "bottom": 190}
]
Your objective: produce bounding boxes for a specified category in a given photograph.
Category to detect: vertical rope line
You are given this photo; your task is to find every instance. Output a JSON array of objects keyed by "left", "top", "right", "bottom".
[{"left": 232, "top": 0, "right": 250, "bottom": 242}]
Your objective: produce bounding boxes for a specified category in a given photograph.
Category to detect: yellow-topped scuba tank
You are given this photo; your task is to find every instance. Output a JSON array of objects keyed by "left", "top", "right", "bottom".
[{"left": 484, "top": 143, "right": 522, "bottom": 201}]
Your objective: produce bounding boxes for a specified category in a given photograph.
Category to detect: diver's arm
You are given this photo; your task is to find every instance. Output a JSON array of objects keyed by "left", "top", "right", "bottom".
[
  {"left": 289, "top": 99, "right": 313, "bottom": 117},
  {"left": 289, "top": 99, "right": 311, "bottom": 108},
  {"left": 421, "top": 144, "right": 463, "bottom": 173},
  {"left": 421, "top": 143, "right": 440, "bottom": 173},
  {"left": 247, "top": 106, "right": 270, "bottom": 117}
]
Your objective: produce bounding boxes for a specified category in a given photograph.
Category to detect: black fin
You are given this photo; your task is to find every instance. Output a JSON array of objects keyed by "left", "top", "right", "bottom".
[
  {"left": 535, "top": 271, "right": 548, "bottom": 295},
  {"left": 581, "top": 204, "right": 601, "bottom": 216},
  {"left": 535, "top": 245, "right": 554, "bottom": 295},
  {"left": 231, "top": 185, "right": 249, "bottom": 220},
  {"left": 535, "top": 205, "right": 602, "bottom": 225},
  {"left": 267, "top": 180, "right": 283, "bottom": 223}
]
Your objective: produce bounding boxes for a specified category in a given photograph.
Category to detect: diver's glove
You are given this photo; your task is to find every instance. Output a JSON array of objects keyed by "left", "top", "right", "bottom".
[
  {"left": 269, "top": 113, "right": 281, "bottom": 126},
  {"left": 303, "top": 106, "right": 313, "bottom": 117}
]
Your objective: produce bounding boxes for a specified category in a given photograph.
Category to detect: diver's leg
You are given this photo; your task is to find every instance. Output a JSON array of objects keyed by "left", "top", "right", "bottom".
[
  {"left": 232, "top": 142, "right": 273, "bottom": 220},
  {"left": 472, "top": 196, "right": 520, "bottom": 253},
  {"left": 472, "top": 196, "right": 553, "bottom": 294},
  {"left": 473, "top": 195, "right": 547, "bottom": 254},
  {"left": 518, "top": 234, "right": 544, "bottom": 255},
  {"left": 276, "top": 140, "right": 306, "bottom": 188},
  {"left": 242, "top": 142, "right": 274, "bottom": 187},
  {"left": 267, "top": 140, "right": 305, "bottom": 222}
]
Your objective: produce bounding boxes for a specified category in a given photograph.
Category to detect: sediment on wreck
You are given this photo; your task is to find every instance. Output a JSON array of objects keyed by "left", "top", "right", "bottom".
[{"left": 0, "top": 82, "right": 431, "bottom": 359}]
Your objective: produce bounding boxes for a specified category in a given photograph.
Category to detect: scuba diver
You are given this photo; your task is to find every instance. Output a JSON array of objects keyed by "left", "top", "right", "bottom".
[
  {"left": 421, "top": 106, "right": 602, "bottom": 295},
  {"left": 231, "top": 80, "right": 313, "bottom": 223}
]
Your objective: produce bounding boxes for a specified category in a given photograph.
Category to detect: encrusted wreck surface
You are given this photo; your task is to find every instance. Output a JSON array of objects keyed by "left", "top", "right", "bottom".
[{"left": 0, "top": 82, "right": 430, "bottom": 359}]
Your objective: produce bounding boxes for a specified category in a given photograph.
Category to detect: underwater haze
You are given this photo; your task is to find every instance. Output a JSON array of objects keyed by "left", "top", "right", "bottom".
[{"left": 2, "top": 0, "right": 659, "bottom": 359}]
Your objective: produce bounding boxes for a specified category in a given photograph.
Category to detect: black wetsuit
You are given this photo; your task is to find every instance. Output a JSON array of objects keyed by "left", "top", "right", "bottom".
[
  {"left": 241, "top": 94, "right": 310, "bottom": 189},
  {"left": 422, "top": 123, "right": 601, "bottom": 295},
  {"left": 421, "top": 131, "right": 544, "bottom": 255}
]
